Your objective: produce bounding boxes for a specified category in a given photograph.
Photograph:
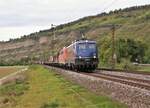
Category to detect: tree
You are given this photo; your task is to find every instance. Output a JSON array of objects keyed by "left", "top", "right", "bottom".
[{"left": 116, "top": 38, "right": 146, "bottom": 63}]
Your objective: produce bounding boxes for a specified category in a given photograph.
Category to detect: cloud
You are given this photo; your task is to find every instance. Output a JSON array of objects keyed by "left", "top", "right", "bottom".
[
  {"left": 0, "top": 0, "right": 120, "bottom": 26},
  {"left": 0, "top": 25, "right": 50, "bottom": 41},
  {"left": 0, "top": 0, "right": 149, "bottom": 27}
]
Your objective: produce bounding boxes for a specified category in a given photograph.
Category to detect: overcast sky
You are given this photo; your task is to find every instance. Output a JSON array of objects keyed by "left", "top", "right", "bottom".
[{"left": 0, "top": 0, "right": 150, "bottom": 41}]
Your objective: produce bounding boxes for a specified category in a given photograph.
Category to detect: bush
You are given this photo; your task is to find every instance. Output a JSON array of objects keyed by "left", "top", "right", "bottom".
[{"left": 120, "top": 59, "right": 138, "bottom": 70}]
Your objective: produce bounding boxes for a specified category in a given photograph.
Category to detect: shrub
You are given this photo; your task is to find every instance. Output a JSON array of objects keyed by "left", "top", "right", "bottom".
[{"left": 120, "top": 58, "right": 138, "bottom": 70}]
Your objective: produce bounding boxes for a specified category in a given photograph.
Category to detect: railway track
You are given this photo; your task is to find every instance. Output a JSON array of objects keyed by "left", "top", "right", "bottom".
[{"left": 81, "top": 72, "right": 150, "bottom": 91}]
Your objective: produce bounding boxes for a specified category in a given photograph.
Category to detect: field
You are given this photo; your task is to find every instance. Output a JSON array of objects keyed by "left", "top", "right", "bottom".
[
  {"left": 0, "top": 66, "right": 25, "bottom": 79},
  {"left": 0, "top": 65, "right": 127, "bottom": 108}
]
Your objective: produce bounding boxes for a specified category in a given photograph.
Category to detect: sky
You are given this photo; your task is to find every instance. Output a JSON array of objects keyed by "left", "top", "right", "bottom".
[{"left": 0, "top": 0, "right": 150, "bottom": 41}]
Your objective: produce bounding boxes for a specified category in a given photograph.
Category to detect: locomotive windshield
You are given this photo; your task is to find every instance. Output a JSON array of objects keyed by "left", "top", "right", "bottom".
[
  {"left": 78, "top": 43, "right": 96, "bottom": 50},
  {"left": 76, "top": 42, "right": 97, "bottom": 58},
  {"left": 78, "top": 44, "right": 86, "bottom": 50},
  {"left": 88, "top": 43, "right": 96, "bottom": 49}
]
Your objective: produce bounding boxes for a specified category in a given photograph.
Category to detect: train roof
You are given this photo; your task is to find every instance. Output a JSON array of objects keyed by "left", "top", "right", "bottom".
[
  {"left": 66, "top": 40, "right": 96, "bottom": 48},
  {"left": 75, "top": 40, "right": 96, "bottom": 44}
]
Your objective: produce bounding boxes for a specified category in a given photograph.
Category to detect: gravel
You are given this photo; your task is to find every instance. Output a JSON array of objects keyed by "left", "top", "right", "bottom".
[{"left": 98, "top": 70, "right": 150, "bottom": 81}]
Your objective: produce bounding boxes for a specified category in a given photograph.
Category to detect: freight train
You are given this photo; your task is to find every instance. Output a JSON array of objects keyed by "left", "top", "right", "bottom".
[{"left": 45, "top": 39, "right": 99, "bottom": 71}]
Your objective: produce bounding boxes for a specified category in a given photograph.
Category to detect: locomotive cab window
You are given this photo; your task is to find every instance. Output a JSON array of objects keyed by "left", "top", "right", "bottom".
[
  {"left": 78, "top": 43, "right": 96, "bottom": 50},
  {"left": 88, "top": 43, "right": 96, "bottom": 49},
  {"left": 79, "top": 43, "right": 86, "bottom": 50}
]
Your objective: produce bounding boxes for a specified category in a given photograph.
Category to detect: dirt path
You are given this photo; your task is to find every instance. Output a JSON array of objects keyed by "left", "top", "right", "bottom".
[{"left": 0, "top": 67, "right": 28, "bottom": 85}]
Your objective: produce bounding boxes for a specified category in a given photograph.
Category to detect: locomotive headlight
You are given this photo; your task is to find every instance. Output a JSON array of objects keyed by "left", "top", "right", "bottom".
[{"left": 93, "top": 56, "right": 96, "bottom": 58}]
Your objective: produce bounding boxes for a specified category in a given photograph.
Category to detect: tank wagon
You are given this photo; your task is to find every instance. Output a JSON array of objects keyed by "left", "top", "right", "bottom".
[{"left": 47, "top": 39, "right": 99, "bottom": 71}]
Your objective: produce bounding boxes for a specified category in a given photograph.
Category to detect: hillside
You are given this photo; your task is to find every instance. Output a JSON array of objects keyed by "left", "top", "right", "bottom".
[{"left": 0, "top": 5, "right": 150, "bottom": 66}]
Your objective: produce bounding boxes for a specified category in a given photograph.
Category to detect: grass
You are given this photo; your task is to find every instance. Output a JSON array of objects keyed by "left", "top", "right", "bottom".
[
  {"left": 0, "top": 73, "right": 28, "bottom": 108},
  {"left": 0, "top": 65, "right": 127, "bottom": 108},
  {"left": 0, "top": 66, "right": 25, "bottom": 79},
  {"left": 99, "top": 63, "right": 150, "bottom": 73},
  {"left": 138, "top": 66, "right": 150, "bottom": 72}
]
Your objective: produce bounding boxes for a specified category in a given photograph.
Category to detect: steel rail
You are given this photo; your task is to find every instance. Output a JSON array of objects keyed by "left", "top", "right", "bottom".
[{"left": 82, "top": 72, "right": 150, "bottom": 91}]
